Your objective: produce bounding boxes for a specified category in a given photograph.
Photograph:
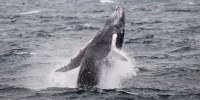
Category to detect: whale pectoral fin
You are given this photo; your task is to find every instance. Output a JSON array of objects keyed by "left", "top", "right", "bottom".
[
  {"left": 55, "top": 65, "right": 71, "bottom": 72},
  {"left": 55, "top": 50, "right": 84, "bottom": 72},
  {"left": 55, "top": 55, "right": 82, "bottom": 72},
  {"left": 55, "top": 44, "right": 89, "bottom": 72},
  {"left": 111, "top": 49, "right": 128, "bottom": 61}
]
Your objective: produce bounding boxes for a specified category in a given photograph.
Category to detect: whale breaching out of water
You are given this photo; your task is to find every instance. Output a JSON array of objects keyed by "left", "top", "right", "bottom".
[{"left": 56, "top": 6, "right": 127, "bottom": 88}]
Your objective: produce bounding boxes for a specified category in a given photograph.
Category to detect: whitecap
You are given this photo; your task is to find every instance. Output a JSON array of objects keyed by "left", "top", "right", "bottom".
[
  {"left": 15, "top": 52, "right": 37, "bottom": 55},
  {"left": 188, "top": 2, "right": 195, "bottom": 5},
  {"left": 19, "top": 10, "right": 42, "bottom": 15},
  {"left": 100, "top": 0, "right": 114, "bottom": 3},
  {"left": 0, "top": 33, "right": 8, "bottom": 36}
]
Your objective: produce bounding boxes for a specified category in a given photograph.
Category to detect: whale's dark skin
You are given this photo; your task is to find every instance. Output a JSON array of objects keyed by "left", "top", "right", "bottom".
[{"left": 56, "top": 6, "right": 125, "bottom": 88}]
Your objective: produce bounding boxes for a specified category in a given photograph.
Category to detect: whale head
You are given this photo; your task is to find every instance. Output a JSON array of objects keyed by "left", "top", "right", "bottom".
[
  {"left": 105, "top": 6, "right": 125, "bottom": 28},
  {"left": 105, "top": 6, "right": 125, "bottom": 49}
]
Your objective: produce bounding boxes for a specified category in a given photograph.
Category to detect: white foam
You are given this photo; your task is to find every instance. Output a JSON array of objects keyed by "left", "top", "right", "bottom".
[
  {"left": 100, "top": 0, "right": 114, "bottom": 3},
  {"left": 48, "top": 67, "right": 80, "bottom": 88},
  {"left": 19, "top": 10, "right": 42, "bottom": 15},
  {"left": 98, "top": 49, "right": 138, "bottom": 89}
]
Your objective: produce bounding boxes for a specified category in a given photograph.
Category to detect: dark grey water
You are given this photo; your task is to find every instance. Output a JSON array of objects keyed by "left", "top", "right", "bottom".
[{"left": 1, "top": 0, "right": 200, "bottom": 99}]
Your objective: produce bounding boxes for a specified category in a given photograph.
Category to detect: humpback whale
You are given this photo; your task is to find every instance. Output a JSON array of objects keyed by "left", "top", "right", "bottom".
[{"left": 56, "top": 6, "right": 126, "bottom": 88}]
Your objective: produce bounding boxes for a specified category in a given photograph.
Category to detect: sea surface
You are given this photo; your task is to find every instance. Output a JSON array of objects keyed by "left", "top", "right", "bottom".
[{"left": 1, "top": 0, "right": 200, "bottom": 100}]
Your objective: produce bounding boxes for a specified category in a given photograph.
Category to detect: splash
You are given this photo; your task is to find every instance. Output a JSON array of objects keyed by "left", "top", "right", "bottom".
[
  {"left": 48, "top": 67, "right": 80, "bottom": 88},
  {"left": 98, "top": 49, "right": 137, "bottom": 89},
  {"left": 48, "top": 49, "right": 137, "bottom": 89}
]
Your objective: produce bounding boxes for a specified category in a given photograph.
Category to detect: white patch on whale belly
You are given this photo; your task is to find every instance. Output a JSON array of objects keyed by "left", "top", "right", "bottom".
[{"left": 112, "top": 34, "right": 117, "bottom": 46}]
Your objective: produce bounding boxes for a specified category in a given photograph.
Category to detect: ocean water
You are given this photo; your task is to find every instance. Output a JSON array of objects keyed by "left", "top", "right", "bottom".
[{"left": 0, "top": 0, "right": 200, "bottom": 100}]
